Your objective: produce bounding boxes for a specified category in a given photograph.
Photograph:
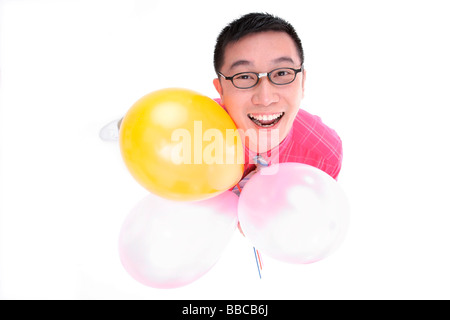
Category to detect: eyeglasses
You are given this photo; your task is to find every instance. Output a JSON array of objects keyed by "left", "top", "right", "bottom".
[{"left": 217, "top": 66, "right": 303, "bottom": 89}]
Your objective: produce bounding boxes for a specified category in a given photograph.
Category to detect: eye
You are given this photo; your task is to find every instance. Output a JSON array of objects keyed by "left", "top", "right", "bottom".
[
  {"left": 273, "top": 69, "right": 292, "bottom": 78},
  {"left": 235, "top": 73, "right": 256, "bottom": 81}
]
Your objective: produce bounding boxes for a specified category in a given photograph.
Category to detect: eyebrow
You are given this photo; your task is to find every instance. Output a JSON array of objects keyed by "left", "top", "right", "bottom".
[
  {"left": 272, "top": 56, "right": 296, "bottom": 65},
  {"left": 228, "top": 56, "right": 296, "bottom": 72},
  {"left": 229, "top": 60, "right": 253, "bottom": 71}
]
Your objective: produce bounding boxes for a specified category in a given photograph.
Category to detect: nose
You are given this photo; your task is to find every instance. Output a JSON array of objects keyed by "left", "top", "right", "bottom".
[{"left": 251, "top": 76, "right": 279, "bottom": 107}]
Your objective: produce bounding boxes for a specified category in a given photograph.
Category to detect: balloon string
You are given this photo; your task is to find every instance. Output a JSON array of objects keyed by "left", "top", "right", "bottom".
[
  {"left": 236, "top": 183, "right": 242, "bottom": 193},
  {"left": 256, "top": 249, "right": 263, "bottom": 269},
  {"left": 253, "top": 247, "right": 262, "bottom": 279}
]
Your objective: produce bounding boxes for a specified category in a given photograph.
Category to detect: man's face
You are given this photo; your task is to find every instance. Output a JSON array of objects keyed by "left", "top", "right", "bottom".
[{"left": 213, "top": 31, "right": 305, "bottom": 154}]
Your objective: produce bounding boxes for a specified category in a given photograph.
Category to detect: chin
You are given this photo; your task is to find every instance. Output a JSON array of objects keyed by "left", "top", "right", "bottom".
[{"left": 246, "top": 129, "right": 284, "bottom": 154}]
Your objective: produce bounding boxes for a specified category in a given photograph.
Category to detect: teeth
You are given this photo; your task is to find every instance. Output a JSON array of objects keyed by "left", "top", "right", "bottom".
[{"left": 249, "top": 112, "right": 283, "bottom": 121}]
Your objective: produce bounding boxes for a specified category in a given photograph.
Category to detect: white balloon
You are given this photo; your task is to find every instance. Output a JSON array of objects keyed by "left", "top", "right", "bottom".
[
  {"left": 238, "top": 163, "right": 350, "bottom": 264},
  {"left": 119, "top": 191, "right": 238, "bottom": 288}
]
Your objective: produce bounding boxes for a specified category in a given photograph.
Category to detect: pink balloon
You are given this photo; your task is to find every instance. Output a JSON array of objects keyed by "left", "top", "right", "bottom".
[
  {"left": 119, "top": 191, "right": 238, "bottom": 289},
  {"left": 238, "top": 163, "right": 350, "bottom": 264}
]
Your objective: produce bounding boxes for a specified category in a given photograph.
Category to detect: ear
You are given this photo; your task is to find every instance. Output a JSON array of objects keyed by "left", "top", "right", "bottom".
[
  {"left": 213, "top": 78, "right": 223, "bottom": 99},
  {"left": 300, "top": 68, "right": 306, "bottom": 97}
]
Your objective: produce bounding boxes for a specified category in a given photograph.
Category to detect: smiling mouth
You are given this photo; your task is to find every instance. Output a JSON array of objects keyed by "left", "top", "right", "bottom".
[{"left": 248, "top": 112, "right": 285, "bottom": 128}]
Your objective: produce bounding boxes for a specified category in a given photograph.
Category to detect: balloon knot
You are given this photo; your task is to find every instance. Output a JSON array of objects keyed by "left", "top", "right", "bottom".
[{"left": 253, "top": 155, "right": 269, "bottom": 167}]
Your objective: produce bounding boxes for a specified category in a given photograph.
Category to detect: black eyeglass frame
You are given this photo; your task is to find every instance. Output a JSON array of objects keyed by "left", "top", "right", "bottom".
[{"left": 217, "top": 66, "right": 304, "bottom": 89}]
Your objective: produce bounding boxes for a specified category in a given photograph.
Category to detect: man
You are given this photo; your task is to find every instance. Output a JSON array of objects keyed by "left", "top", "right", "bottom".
[
  {"left": 100, "top": 13, "right": 342, "bottom": 183},
  {"left": 212, "top": 13, "right": 342, "bottom": 184}
]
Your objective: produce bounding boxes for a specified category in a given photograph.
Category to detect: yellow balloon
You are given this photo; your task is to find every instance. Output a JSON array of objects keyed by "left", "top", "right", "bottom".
[{"left": 119, "top": 88, "right": 244, "bottom": 201}]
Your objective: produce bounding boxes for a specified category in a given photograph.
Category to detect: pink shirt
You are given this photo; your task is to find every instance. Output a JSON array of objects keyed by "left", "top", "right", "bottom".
[
  {"left": 247, "top": 108, "right": 342, "bottom": 180},
  {"left": 217, "top": 100, "right": 343, "bottom": 181}
]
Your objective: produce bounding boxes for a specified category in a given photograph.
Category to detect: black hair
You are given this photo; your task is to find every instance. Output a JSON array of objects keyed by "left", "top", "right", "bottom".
[{"left": 213, "top": 12, "right": 304, "bottom": 74}]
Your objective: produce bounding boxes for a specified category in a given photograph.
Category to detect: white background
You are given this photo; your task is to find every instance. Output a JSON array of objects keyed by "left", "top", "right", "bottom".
[{"left": 1, "top": 0, "right": 450, "bottom": 299}]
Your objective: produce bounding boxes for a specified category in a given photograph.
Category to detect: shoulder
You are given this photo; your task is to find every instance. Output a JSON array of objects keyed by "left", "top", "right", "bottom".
[
  {"left": 289, "top": 108, "right": 343, "bottom": 179},
  {"left": 293, "top": 109, "right": 342, "bottom": 148}
]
